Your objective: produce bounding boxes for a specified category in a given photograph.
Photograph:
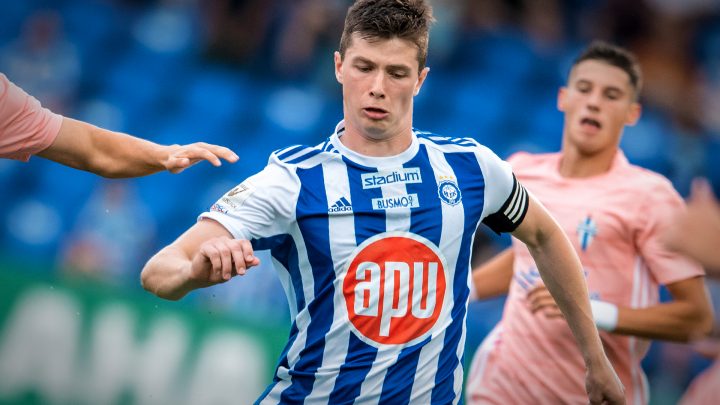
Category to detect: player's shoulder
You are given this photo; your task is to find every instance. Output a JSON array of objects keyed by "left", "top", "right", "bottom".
[
  {"left": 622, "top": 162, "right": 678, "bottom": 195},
  {"left": 415, "top": 130, "right": 484, "bottom": 153},
  {"left": 269, "top": 139, "right": 338, "bottom": 169}
]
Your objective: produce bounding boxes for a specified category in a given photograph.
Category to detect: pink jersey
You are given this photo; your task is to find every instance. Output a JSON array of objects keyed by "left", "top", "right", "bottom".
[
  {"left": 467, "top": 151, "right": 704, "bottom": 405},
  {"left": 0, "top": 74, "right": 63, "bottom": 161}
]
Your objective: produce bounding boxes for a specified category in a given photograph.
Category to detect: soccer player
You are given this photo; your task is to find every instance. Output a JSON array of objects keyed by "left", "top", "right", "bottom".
[
  {"left": 0, "top": 73, "right": 238, "bottom": 178},
  {"left": 140, "top": 1, "right": 624, "bottom": 403},
  {"left": 465, "top": 42, "right": 714, "bottom": 405}
]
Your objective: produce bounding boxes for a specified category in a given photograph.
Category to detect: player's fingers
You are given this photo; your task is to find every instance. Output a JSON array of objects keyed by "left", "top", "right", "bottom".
[
  {"left": 542, "top": 306, "right": 564, "bottom": 319},
  {"left": 530, "top": 297, "right": 558, "bottom": 313},
  {"left": 228, "top": 240, "right": 248, "bottom": 276},
  {"left": 199, "top": 244, "right": 222, "bottom": 280},
  {"left": 177, "top": 145, "right": 223, "bottom": 167},
  {"left": 194, "top": 142, "right": 239, "bottom": 163},
  {"left": 165, "top": 157, "right": 191, "bottom": 173},
  {"left": 526, "top": 285, "right": 550, "bottom": 300},
  {"left": 218, "top": 241, "right": 234, "bottom": 281},
  {"left": 236, "top": 239, "right": 258, "bottom": 275}
]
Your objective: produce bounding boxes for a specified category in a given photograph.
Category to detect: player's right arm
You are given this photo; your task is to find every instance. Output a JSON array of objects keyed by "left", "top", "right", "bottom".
[
  {"left": 471, "top": 248, "right": 514, "bottom": 300},
  {"left": 140, "top": 218, "right": 260, "bottom": 301},
  {"left": 37, "top": 117, "right": 239, "bottom": 178}
]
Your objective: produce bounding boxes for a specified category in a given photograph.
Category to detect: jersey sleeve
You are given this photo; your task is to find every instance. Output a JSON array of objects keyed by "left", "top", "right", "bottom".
[
  {"left": 0, "top": 74, "right": 63, "bottom": 161},
  {"left": 635, "top": 180, "right": 704, "bottom": 285},
  {"left": 475, "top": 144, "right": 529, "bottom": 234},
  {"left": 199, "top": 156, "right": 299, "bottom": 241}
]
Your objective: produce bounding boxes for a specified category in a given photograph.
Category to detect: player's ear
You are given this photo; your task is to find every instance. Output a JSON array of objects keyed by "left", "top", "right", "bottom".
[
  {"left": 626, "top": 102, "right": 642, "bottom": 126},
  {"left": 414, "top": 67, "right": 430, "bottom": 96},
  {"left": 334, "top": 51, "right": 343, "bottom": 84},
  {"left": 557, "top": 87, "right": 568, "bottom": 112}
]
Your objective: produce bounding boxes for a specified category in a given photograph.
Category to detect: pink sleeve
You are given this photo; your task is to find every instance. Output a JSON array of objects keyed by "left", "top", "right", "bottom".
[
  {"left": 0, "top": 74, "right": 63, "bottom": 162},
  {"left": 635, "top": 180, "right": 705, "bottom": 285}
]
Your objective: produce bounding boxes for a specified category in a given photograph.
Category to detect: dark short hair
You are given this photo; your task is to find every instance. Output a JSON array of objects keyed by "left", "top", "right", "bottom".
[
  {"left": 339, "top": 0, "right": 435, "bottom": 70},
  {"left": 572, "top": 41, "right": 643, "bottom": 99}
]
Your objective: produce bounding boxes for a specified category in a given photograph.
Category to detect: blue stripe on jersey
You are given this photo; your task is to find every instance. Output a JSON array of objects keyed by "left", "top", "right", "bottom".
[
  {"left": 379, "top": 337, "right": 431, "bottom": 403},
  {"left": 255, "top": 322, "right": 299, "bottom": 404},
  {"left": 328, "top": 333, "right": 378, "bottom": 403},
  {"left": 416, "top": 134, "right": 475, "bottom": 147},
  {"left": 280, "top": 165, "right": 336, "bottom": 403},
  {"left": 277, "top": 145, "right": 308, "bottom": 161},
  {"left": 251, "top": 234, "right": 305, "bottom": 311},
  {"left": 251, "top": 236, "right": 303, "bottom": 404},
  {"left": 287, "top": 148, "right": 322, "bottom": 164},
  {"left": 406, "top": 145, "right": 443, "bottom": 246},
  {"left": 327, "top": 158, "right": 385, "bottom": 402},
  {"left": 431, "top": 152, "right": 486, "bottom": 405}
]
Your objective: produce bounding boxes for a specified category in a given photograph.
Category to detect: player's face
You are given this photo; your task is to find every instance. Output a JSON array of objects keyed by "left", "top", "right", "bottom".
[
  {"left": 558, "top": 60, "right": 641, "bottom": 156},
  {"left": 335, "top": 33, "right": 429, "bottom": 142}
]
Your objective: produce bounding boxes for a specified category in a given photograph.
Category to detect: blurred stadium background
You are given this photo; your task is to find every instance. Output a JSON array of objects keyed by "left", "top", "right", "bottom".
[{"left": 0, "top": 0, "right": 719, "bottom": 404}]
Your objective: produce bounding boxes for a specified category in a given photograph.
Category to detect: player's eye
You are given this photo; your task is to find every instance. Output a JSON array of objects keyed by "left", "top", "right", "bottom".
[
  {"left": 605, "top": 90, "right": 621, "bottom": 100},
  {"left": 356, "top": 65, "right": 372, "bottom": 73}
]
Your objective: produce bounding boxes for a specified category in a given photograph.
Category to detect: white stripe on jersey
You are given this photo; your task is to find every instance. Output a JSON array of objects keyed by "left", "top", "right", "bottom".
[
  {"left": 407, "top": 146, "right": 465, "bottom": 403},
  {"left": 308, "top": 159, "right": 356, "bottom": 400},
  {"left": 354, "top": 175, "right": 414, "bottom": 404},
  {"left": 629, "top": 256, "right": 650, "bottom": 405}
]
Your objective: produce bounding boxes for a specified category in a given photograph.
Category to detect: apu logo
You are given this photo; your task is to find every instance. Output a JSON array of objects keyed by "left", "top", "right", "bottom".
[
  {"left": 343, "top": 232, "right": 448, "bottom": 346},
  {"left": 438, "top": 180, "right": 462, "bottom": 206}
]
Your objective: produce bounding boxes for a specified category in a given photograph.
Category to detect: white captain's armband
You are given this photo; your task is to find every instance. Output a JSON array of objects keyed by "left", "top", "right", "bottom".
[{"left": 482, "top": 174, "right": 529, "bottom": 234}]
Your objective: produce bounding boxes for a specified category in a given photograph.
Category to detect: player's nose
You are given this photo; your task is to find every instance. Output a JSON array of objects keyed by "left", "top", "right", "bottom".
[{"left": 369, "top": 72, "right": 386, "bottom": 99}]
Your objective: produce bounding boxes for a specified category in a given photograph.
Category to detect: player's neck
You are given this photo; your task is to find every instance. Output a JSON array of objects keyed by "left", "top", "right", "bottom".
[
  {"left": 339, "top": 123, "right": 413, "bottom": 157},
  {"left": 558, "top": 146, "right": 618, "bottom": 178}
]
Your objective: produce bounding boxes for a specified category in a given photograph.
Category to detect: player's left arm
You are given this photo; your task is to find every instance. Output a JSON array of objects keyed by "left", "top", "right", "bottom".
[
  {"left": 37, "top": 117, "right": 239, "bottom": 178},
  {"left": 611, "top": 277, "right": 713, "bottom": 342},
  {"left": 511, "top": 194, "right": 625, "bottom": 405}
]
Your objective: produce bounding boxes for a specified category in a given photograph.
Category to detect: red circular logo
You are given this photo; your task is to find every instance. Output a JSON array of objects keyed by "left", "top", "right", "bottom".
[{"left": 343, "top": 233, "right": 447, "bottom": 345}]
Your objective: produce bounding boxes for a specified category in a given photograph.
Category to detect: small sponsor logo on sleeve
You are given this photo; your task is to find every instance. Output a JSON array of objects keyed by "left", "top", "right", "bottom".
[
  {"left": 221, "top": 182, "right": 256, "bottom": 210},
  {"left": 210, "top": 203, "right": 229, "bottom": 214}
]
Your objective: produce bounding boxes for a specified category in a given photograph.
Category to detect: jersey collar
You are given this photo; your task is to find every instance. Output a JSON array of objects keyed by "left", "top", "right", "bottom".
[{"left": 330, "top": 120, "right": 420, "bottom": 168}]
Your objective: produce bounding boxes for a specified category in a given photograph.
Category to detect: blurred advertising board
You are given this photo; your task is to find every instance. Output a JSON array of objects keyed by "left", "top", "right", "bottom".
[{"left": 0, "top": 268, "right": 287, "bottom": 405}]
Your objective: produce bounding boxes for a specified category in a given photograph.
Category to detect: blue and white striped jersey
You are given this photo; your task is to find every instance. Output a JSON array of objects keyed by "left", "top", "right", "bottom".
[{"left": 201, "top": 122, "right": 529, "bottom": 404}]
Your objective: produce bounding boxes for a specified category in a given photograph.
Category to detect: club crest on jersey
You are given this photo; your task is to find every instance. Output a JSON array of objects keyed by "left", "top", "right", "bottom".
[
  {"left": 361, "top": 168, "right": 422, "bottom": 189},
  {"left": 438, "top": 180, "right": 462, "bottom": 206},
  {"left": 342, "top": 232, "right": 450, "bottom": 347},
  {"left": 576, "top": 215, "right": 598, "bottom": 251}
]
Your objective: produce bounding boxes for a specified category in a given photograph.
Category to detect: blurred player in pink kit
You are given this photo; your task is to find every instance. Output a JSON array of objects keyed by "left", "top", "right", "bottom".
[
  {"left": 465, "top": 42, "right": 714, "bottom": 405},
  {"left": 0, "top": 73, "right": 238, "bottom": 178}
]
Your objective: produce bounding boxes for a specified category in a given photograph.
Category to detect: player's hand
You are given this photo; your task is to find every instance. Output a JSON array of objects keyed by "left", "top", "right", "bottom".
[
  {"left": 189, "top": 237, "right": 260, "bottom": 287},
  {"left": 527, "top": 285, "right": 564, "bottom": 319},
  {"left": 163, "top": 142, "right": 239, "bottom": 173},
  {"left": 585, "top": 356, "right": 625, "bottom": 405},
  {"left": 663, "top": 177, "right": 720, "bottom": 272}
]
